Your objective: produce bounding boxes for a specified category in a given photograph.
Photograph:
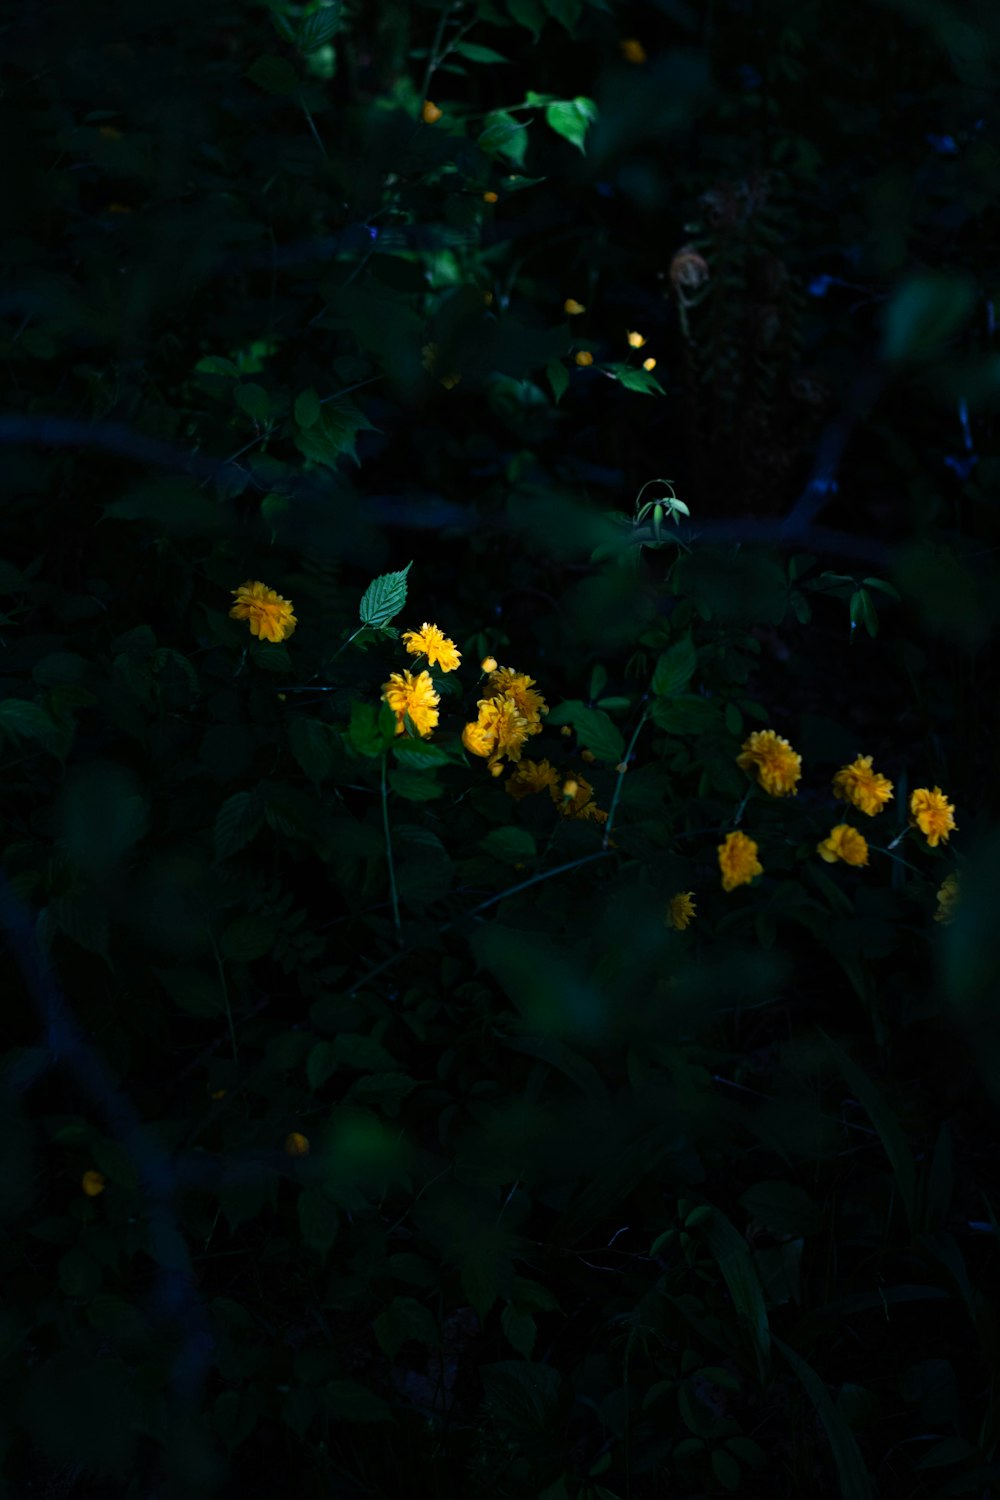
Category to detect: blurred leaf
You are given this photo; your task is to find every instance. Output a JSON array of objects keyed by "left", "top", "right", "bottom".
[
  {"left": 374, "top": 1296, "right": 439, "bottom": 1361},
  {"left": 883, "top": 269, "right": 977, "bottom": 363},
  {"left": 819, "top": 1029, "right": 918, "bottom": 1232}
]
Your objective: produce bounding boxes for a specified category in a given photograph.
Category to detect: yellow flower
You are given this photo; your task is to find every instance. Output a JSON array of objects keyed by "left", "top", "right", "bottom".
[
  {"left": 667, "top": 892, "right": 696, "bottom": 930},
  {"left": 817, "top": 823, "right": 869, "bottom": 867},
  {"left": 421, "top": 100, "right": 443, "bottom": 124},
  {"left": 737, "top": 729, "right": 802, "bottom": 798},
  {"left": 506, "top": 758, "right": 561, "bottom": 800},
  {"left": 551, "top": 773, "right": 606, "bottom": 822},
  {"left": 575, "top": 351, "right": 594, "bottom": 367},
  {"left": 484, "top": 666, "right": 549, "bottom": 728},
  {"left": 480, "top": 656, "right": 498, "bottom": 674},
  {"left": 642, "top": 357, "right": 657, "bottom": 371},
  {"left": 620, "top": 37, "right": 647, "bottom": 63},
  {"left": 561, "top": 779, "right": 579, "bottom": 801},
  {"left": 718, "top": 830, "right": 763, "bottom": 891},
  {"left": 81, "top": 1170, "right": 106, "bottom": 1197},
  {"left": 560, "top": 725, "right": 573, "bottom": 737},
  {"left": 285, "top": 1132, "right": 310, "bottom": 1157},
  {"left": 229, "top": 580, "right": 297, "bottom": 644},
  {"left": 483, "top": 191, "right": 498, "bottom": 203},
  {"left": 402, "top": 622, "right": 462, "bottom": 672},
  {"left": 462, "top": 715, "right": 496, "bottom": 759},
  {"left": 910, "top": 786, "right": 957, "bottom": 848},
  {"left": 935, "top": 873, "right": 960, "bottom": 924},
  {"left": 491, "top": 695, "right": 532, "bottom": 764},
  {"left": 626, "top": 330, "right": 646, "bottom": 349},
  {"left": 381, "top": 669, "right": 440, "bottom": 738},
  {"left": 833, "top": 755, "right": 893, "bottom": 817},
  {"left": 564, "top": 298, "right": 586, "bottom": 315}
]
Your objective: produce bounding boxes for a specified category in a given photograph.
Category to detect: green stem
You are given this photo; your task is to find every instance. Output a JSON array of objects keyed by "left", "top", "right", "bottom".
[
  {"left": 602, "top": 703, "right": 650, "bottom": 849},
  {"left": 208, "top": 930, "right": 238, "bottom": 1064},
  {"left": 381, "top": 754, "right": 402, "bottom": 946}
]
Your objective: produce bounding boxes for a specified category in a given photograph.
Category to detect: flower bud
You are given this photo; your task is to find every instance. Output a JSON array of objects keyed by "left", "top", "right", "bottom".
[
  {"left": 285, "top": 1132, "right": 310, "bottom": 1157},
  {"left": 483, "top": 191, "right": 498, "bottom": 203},
  {"left": 421, "top": 100, "right": 443, "bottom": 124},
  {"left": 575, "top": 351, "right": 593, "bottom": 367},
  {"left": 562, "top": 780, "right": 579, "bottom": 799},
  {"left": 481, "top": 656, "right": 498, "bottom": 673},
  {"left": 81, "top": 1170, "right": 106, "bottom": 1197}
]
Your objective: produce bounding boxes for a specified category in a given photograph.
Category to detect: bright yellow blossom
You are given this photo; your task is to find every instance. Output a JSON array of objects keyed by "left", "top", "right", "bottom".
[
  {"left": 381, "top": 669, "right": 440, "bottom": 738},
  {"left": 81, "top": 1170, "right": 106, "bottom": 1197},
  {"left": 575, "top": 351, "right": 593, "bottom": 367},
  {"left": 737, "top": 729, "right": 802, "bottom": 798},
  {"left": 421, "top": 100, "right": 443, "bottom": 124},
  {"left": 718, "top": 830, "right": 763, "bottom": 891},
  {"left": 484, "top": 666, "right": 549, "bottom": 728},
  {"left": 564, "top": 299, "right": 586, "bottom": 315},
  {"left": 910, "top": 786, "right": 957, "bottom": 848},
  {"left": 817, "top": 824, "right": 869, "bottom": 867},
  {"left": 833, "top": 755, "right": 893, "bottom": 817},
  {"left": 481, "top": 656, "right": 498, "bottom": 674},
  {"left": 642, "top": 357, "right": 657, "bottom": 371},
  {"left": 402, "top": 622, "right": 462, "bottom": 672},
  {"left": 626, "top": 330, "right": 646, "bottom": 349},
  {"left": 229, "top": 580, "right": 297, "bottom": 643},
  {"left": 505, "top": 758, "right": 561, "bottom": 800},
  {"left": 667, "top": 892, "right": 697, "bottom": 930},
  {"left": 483, "top": 191, "right": 498, "bottom": 203},
  {"left": 935, "top": 873, "right": 960, "bottom": 924},
  {"left": 284, "top": 1132, "right": 310, "bottom": 1157}
]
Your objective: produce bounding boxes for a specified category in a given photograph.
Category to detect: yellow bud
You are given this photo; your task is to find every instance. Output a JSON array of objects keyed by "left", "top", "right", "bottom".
[
  {"left": 481, "top": 656, "right": 498, "bottom": 673},
  {"left": 440, "top": 372, "right": 461, "bottom": 389},
  {"left": 627, "top": 330, "right": 646, "bottom": 349},
  {"left": 581, "top": 749, "right": 596, "bottom": 763},
  {"left": 421, "top": 100, "right": 443, "bottom": 124},
  {"left": 562, "top": 780, "right": 579, "bottom": 799},
  {"left": 284, "top": 1132, "right": 310, "bottom": 1157},
  {"left": 575, "top": 350, "right": 594, "bottom": 367},
  {"left": 489, "top": 762, "right": 505, "bottom": 777},
  {"left": 209, "top": 1088, "right": 227, "bottom": 1101},
  {"left": 560, "top": 725, "right": 573, "bottom": 736},
  {"left": 642, "top": 357, "right": 656, "bottom": 371},
  {"left": 81, "top": 1170, "right": 106, "bottom": 1197},
  {"left": 620, "top": 38, "right": 647, "bottom": 63},
  {"left": 277, "top": 693, "right": 287, "bottom": 702},
  {"left": 483, "top": 290, "right": 494, "bottom": 306},
  {"left": 483, "top": 191, "right": 498, "bottom": 203},
  {"left": 563, "top": 298, "right": 586, "bottom": 315}
]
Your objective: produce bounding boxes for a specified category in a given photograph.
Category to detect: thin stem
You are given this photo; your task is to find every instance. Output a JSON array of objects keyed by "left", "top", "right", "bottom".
[
  {"left": 602, "top": 703, "right": 649, "bottom": 849},
  {"left": 870, "top": 844, "right": 923, "bottom": 875},
  {"left": 381, "top": 754, "right": 402, "bottom": 946},
  {"left": 300, "top": 94, "right": 328, "bottom": 157},
  {"left": 208, "top": 930, "right": 239, "bottom": 1065}
]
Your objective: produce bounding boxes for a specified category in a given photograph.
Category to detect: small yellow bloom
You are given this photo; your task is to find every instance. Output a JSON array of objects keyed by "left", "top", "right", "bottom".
[
  {"left": 832, "top": 755, "right": 893, "bottom": 817},
  {"left": 564, "top": 298, "right": 587, "bottom": 315},
  {"left": 626, "top": 330, "right": 646, "bottom": 349},
  {"left": 667, "top": 892, "right": 696, "bottom": 930},
  {"left": 489, "top": 762, "right": 505, "bottom": 777},
  {"left": 285, "top": 1132, "right": 310, "bottom": 1157},
  {"left": 560, "top": 725, "right": 573, "bottom": 737},
  {"left": 480, "top": 656, "right": 498, "bottom": 674},
  {"left": 506, "top": 758, "right": 561, "bottom": 800},
  {"left": 642, "top": 357, "right": 657, "bottom": 371},
  {"left": 277, "top": 693, "right": 287, "bottom": 702},
  {"left": 440, "top": 372, "right": 461, "bottom": 389},
  {"left": 483, "top": 291, "right": 494, "bottom": 306},
  {"left": 562, "top": 780, "right": 579, "bottom": 800},
  {"left": 229, "top": 580, "right": 297, "bottom": 644},
  {"left": 620, "top": 38, "right": 647, "bottom": 63},
  {"left": 81, "top": 1170, "right": 106, "bottom": 1197},
  {"left": 483, "top": 191, "right": 498, "bottom": 203},
  {"left": 483, "top": 666, "right": 549, "bottom": 727},
  {"left": 381, "top": 669, "right": 440, "bottom": 738},
  {"left": 208, "top": 1088, "right": 227, "bottom": 1101},
  {"left": 910, "top": 787, "right": 957, "bottom": 848},
  {"left": 581, "top": 748, "right": 596, "bottom": 763},
  {"left": 817, "top": 824, "right": 869, "bottom": 867},
  {"left": 421, "top": 100, "right": 443, "bottom": 124},
  {"left": 718, "top": 830, "right": 763, "bottom": 892},
  {"left": 402, "top": 622, "right": 462, "bottom": 673},
  {"left": 935, "top": 873, "right": 960, "bottom": 924},
  {"left": 575, "top": 351, "right": 594, "bottom": 367},
  {"left": 462, "top": 718, "right": 496, "bottom": 758},
  {"left": 737, "top": 729, "right": 802, "bottom": 798}
]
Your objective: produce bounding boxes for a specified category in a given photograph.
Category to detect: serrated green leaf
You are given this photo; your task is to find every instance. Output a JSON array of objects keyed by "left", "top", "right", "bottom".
[
  {"left": 652, "top": 636, "right": 696, "bottom": 696},
  {"left": 544, "top": 97, "right": 598, "bottom": 153},
  {"left": 220, "top": 913, "right": 280, "bottom": 962},
  {"left": 213, "top": 791, "right": 265, "bottom": 860},
  {"left": 481, "top": 827, "right": 536, "bottom": 864},
  {"left": 289, "top": 717, "right": 336, "bottom": 783},
  {"left": 388, "top": 767, "right": 443, "bottom": 801},
  {"left": 605, "top": 362, "right": 665, "bottom": 395},
  {"left": 359, "top": 562, "right": 412, "bottom": 628},
  {"left": 501, "top": 1304, "right": 537, "bottom": 1358},
  {"left": 479, "top": 110, "right": 529, "bottom": 166},
  {"left": 235, "top": 382, "right": 269, "bottom": 420},
  {"left": 294, "top": 388, "right": 321, "bottom": 428},
  {"left": 547, "top": 702, "right": 623, "bottom": 762},
  {"left": 293, "top": 397, "right": 376, "bottom": 468},
  {"left": 455, "top": 41, "right": 509, "bottom": 62},
  {"left": 298, "top": 4, "right": 340, "bottom": 53}
]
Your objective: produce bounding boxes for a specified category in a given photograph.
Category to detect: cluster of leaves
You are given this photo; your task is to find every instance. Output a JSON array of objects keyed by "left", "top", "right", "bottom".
[{"left": 4, "top": 0, "right": 1000, "bottom": 1498}]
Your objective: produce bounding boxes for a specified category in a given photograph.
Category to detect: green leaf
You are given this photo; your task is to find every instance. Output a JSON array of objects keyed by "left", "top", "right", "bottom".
[
  {"left": 694, "top": 1207, "right": 771, "bottom": 1382},
  {"left": 883, "top": 269, "right": 977, "bottom": 363},
  {"left": 547, "top": 702, "right": 623, "bottom": 762},
  {"left": 479, "top": 111, "right": 529, "bottom": 166},
  {"left": 819, "top": 1028, "right": 918, "bottom": 1232},
  {"left": 388, "top": 767, "right": 443, "bottom": 801},
  {"left": 392, "top": 738, "right": 452, "bottom": 767},
  {"left": 505, "top": 0, "right": 545, "bottom": 35},
  {"left": 738, "top": 1180, "right": 821, "bottom": 1237},
  {"left": 298, "top": 5, "right": 340, "bottom": 52},
  {"left": 155, "top": 967, "right": 225, "bottom": 1018},
  {"left": 293, "top": 396, "right": 377, "bottom": 468},
  {"left": 501, "top": 1304, "right": 537, "bottom": 1358},
  {"left": 0, "top": 698, "right": 61, "bottom": 755},
  {"left": 544, "top": 97, "right": 598, "bottom": 153},
  {"left": 220, "top": 914, "right": 279, "bottom": 962},
  {"left": 298, "top": 1189, "right": 340, "bottom": 1255},
  {"left": 359, "top": 562, "right": 412, "bottom": 628},
  {"left": 711, "top": 1449, "right": 743, "bottom": 1492},
  {"left": 481, "top": 827, "right": 536, "bottom": 864},
  {"left": 605, "top": 362, "right": 665, "bottom": 395},
  {"left": 649, "top": 695, "right": 717, "bottom": 734},
  {"left": 234, "top": 382, "right": 270, "bottom": 420},
  {"left": 547, "top": 358, "right": 569, "bottom": 404},
  {"left": 213, "top": 791, "right": 265, "bottom": 860},
  {"left": 289, "top": 717, "right": 337, "bottom": 783},
  {"left": 294, "top": 388, "right": 321, "bottom": 428},
  {"left": 501, "top": 1033, "right": 608, "bottom": 1107},
  {"left": 454, "top": 41, "right": 509, "bottom": 62},
  {"left": 374, "top": 1296, "right": 439, "bottom": 1362},
  {"left": 322, "top": 1379, "right": 391, "bottom": 1423},
  {"left": 247, "top": 54, "right": 299, "bottom": 94},
  {"left": 652, "top": 637, "right": 696, "bottom": 696},
  {"left": 774, "top": 1336, "right": 875, "bottom": 1500}
]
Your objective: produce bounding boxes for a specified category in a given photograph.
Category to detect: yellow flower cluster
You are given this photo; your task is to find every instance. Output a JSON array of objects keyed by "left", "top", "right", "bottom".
[
  {"left": 737, "top": 730, "right": 802, "bottom": 798},
  {"left": 505, "top": 757, "right": 560, "bottom": 800},
  {"left": 229, "top": 580, "right": 297, "bottom": 643},
  {"left": 463, "top": 665, "right": 549, "bottom": 774}
]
